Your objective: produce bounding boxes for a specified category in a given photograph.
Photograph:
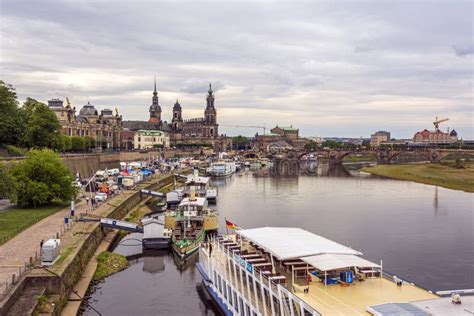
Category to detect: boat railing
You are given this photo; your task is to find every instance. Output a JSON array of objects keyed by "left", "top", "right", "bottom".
[
  {"left": 207, "top": 235, "right": 321, "bottom": 316},
  {"left": 381, "top": 269, "right": 437, "bottom": 294}
]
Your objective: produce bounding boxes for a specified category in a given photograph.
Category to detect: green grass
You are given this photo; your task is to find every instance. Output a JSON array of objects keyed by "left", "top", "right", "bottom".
[
  {"left": 0, "top": 202, "right": 68, "bottom": 245},
  {"left": 94, "top": 251, "right": 129, "bottom": 281},
  {"left": 343, "top": 155, "right": 376, "bottom": 162},
  {"left": 362, "top": 163, "right": 474, "bottom": 192},
  {"left": 54, "top": 246, "right": 73, "bottom": 267}
]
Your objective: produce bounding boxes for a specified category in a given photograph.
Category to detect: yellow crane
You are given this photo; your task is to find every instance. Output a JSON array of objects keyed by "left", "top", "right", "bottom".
[
  {"left": 433, "top": 117, "right": 449, "bottom": 131},
  {"left": 221, "top": 124, "right": 267, "bottom": 134}
]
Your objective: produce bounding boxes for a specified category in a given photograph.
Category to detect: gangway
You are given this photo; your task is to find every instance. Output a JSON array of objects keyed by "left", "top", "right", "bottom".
[
  {"left": 140, "top": 189, "right": 165, "bottom": 198},
  {"left": 99, "top": 218, "right": 143, "bottom": 233}
]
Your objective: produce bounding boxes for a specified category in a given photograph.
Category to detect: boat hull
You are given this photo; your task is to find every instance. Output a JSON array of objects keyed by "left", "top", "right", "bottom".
[
  {"left": 142, "top": 237, "right": 170, "bottom": 250},
  {"left": 196, "top": 263, "right": 233, "bottom": 316}
]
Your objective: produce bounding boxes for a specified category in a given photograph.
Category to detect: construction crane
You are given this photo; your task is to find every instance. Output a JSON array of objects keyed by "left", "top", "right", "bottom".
[
  {"left": 221, "top": 124, "right": 267, "bottom": 134},
  {"left": 433, "top": 117, "right": 449, "bottom": 131}
]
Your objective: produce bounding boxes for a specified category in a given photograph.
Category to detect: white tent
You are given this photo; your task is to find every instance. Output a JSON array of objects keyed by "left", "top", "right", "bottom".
[
  {"left": 236, "top": 227, "right": 362, "bottom": 260},
  {"left": 301, "top": 254, "right": 380, "bottom": 271}
]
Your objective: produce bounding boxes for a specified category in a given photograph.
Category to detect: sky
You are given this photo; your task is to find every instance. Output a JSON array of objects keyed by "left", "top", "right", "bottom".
[{"left": 1, "top": 0, "right": 473, "bottom": 139}]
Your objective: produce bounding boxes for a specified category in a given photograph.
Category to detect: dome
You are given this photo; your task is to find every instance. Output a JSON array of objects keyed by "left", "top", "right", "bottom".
[
  {"left": 450, "top": 129, "right": 457, "bottom": 136},
  {"left": 79, "top": 102, "right": 98, "bottom": 116},
  {"left": 173, "top": 100, "right": 181, "bottom": 111}
]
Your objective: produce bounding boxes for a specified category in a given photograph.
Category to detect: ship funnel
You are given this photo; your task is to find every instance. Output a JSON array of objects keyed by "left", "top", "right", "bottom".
[
  {"left": 190, "top": 185, "right": 196, "bottom": 201},
  {"left": 194, "top": 168, "right": 199, "bottom": 177}
]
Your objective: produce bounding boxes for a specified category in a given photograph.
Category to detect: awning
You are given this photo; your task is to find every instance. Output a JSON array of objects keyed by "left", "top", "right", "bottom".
[
  {"left": 301, "top": 253, "right": 380, "bottom": 271},
  {"left": 236, "top": 227, "right": 361, "bottom": 260}
]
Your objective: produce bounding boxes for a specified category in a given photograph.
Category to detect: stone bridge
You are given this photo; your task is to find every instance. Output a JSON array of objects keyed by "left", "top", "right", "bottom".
[{"left": 270, "top": 148, "right": 474, "bottom": 165}]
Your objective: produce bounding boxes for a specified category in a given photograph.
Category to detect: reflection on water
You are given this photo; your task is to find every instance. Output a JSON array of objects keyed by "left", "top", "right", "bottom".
[
  {"left": 84, "top": 234, "right": 217, "bottom": 316},
  {"left": 85, "top": 165, "right": 473, "bottom": 315}
]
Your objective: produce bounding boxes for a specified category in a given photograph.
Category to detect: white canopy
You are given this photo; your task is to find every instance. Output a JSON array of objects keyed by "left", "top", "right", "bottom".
[
  {"left": 186, "top": 175, "right": 210, "bottom": 185},
  {"left": 236, "top": 227, "right": 362, "bottom": 260},
  {"left": 301, "top": 253, "right": 380, "bottom": 271}
]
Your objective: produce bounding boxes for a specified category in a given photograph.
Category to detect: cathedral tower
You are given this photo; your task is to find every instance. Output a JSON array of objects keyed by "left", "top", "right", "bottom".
[
  {"left": 149, "top": 78, "right": 162, "bottom": 123},
  {"left": 204, "top": 83, "right": 218, "bottom": 138}
]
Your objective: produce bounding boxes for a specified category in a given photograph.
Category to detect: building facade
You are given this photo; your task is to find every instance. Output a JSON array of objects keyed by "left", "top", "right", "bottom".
[
  {"left": 134, "top": 130, "right": 170, "bottom": 149},
  {"left": 370, "top": 131, "right": 391, "bottom": 147},
  {"left": 123, "top": 82, "right": 231, "bottom": 152},
  {"left": 255, "top": 125, "right": 306, "bottom": 152},
  {"left": 413, "top": 129, "right": 457, "bottom": 144},
  {"left": 48, "top": 98, "right": 123, "bottom": 149}
]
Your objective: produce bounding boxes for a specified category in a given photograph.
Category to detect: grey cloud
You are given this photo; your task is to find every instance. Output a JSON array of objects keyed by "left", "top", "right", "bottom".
[{"left": 453, "top": 45, "right": 474, "bottom": 57}]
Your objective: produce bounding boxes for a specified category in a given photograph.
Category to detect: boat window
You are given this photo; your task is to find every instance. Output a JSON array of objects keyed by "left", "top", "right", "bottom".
[
  {"left": 223, "top": 281, "right": 228, "bottom": 299},
  {"left": 246, "top": 304, "right": 251, "bottom": 316},
  {"left": 233, "top": 291, "right": 237, "bottom": 308},
  {"left": 239, "top": 298, "right": 244, "bottom": 316},
  {"left": 218, "top": 275, "right": 222, "bottom": 293}
]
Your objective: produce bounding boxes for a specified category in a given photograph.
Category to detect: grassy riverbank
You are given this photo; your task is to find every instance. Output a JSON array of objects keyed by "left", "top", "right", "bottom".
[
  {"left": 93, "top": 251, "right": 129, "bottom": 281},
  {"left": 0, "top": 202, "right": 68, "bottom": 245},
  {"left": 362, "top": 163, "right": 474, "bottom": 192}
]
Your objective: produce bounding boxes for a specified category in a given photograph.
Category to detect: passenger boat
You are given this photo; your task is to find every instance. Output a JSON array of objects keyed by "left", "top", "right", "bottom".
[
  {"left": 208, "top": 161, "right": 236, "bottom": 177},
  {"left": 165, "top": 190, "right": 218, "bottom": 259},
  {"left": 182, "top": 171, "right": 218, "bottom": 202},
  {"left": 196, "top": 226, "right": 466, "bottom": 316}
]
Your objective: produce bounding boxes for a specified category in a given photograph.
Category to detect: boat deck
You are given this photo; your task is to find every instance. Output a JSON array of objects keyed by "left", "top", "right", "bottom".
[{"left": 294, "top": 277, "right": 437, "bottom": 315}]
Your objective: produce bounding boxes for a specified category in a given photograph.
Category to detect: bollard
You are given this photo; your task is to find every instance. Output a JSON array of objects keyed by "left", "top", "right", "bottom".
[
  {"left": 12, "top": 274, "right": 15, "bottom": 285},
  {"left": 56, "top": 232, "right": 59, "bottom": 239},
  {"left": 29, "top": 257, "right": 33, "bottom": 265}
]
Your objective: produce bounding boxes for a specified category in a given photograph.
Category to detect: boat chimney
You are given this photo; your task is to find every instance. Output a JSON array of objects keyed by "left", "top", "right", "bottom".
[
  {"left": 193, "top": 168, "right": 199, "bottom": 177},
  {"left": 189, "top": 185, "right": 197, "bottom": 201}
]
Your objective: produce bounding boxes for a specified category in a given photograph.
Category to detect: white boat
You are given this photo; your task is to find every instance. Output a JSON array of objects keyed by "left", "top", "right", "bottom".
[
  {"left": 208, "top": 161, "right": 235, "bottom": 177},
  {"left": 183, "top": 169, "right": 218, "bottom": 202},
  {"left": 197, "top": 226, "right": 450, "bottom": 316}
]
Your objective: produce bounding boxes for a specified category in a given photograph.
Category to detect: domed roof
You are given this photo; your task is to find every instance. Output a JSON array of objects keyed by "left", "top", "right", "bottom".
[
  {"left": 450, "top": 129, "right": 457, "bottom": 136},
  {"left": 79, "top": 102, "right": 98, "bottom": 116},
  {"left": 173, "top": 100, "right": 181, "bottom": 111}
]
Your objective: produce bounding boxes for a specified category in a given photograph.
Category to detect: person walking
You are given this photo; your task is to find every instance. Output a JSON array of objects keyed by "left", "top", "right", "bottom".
[
  {"left": 86, "top": 196, "right": 90, "bottom": 214},
  {"left": 40, "top": 239, "right": 44, "bottom": 258},
  {"left": 209, "top": 242, "right": 213, "bottom": 257}
]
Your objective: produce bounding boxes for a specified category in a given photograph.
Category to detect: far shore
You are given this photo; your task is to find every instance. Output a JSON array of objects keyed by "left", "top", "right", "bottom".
[{"left": 361, "top": 163, "right": 474, "bottom": 193}]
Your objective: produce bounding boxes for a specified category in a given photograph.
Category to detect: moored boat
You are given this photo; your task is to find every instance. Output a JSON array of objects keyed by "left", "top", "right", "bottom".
[
  {"left": 165, "top": 190, "right": 218, "bottom": 259},
  {"left": 196, "top": 226, "right": 465, "bottom": 316},
  {"left": 208, "top": 161, "right": 235, "bottom": 177}
]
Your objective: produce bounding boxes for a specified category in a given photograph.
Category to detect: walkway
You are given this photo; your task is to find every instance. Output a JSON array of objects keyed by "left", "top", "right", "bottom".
[{"left": 0, "top": 197, "right": 91, "bottom": 293}]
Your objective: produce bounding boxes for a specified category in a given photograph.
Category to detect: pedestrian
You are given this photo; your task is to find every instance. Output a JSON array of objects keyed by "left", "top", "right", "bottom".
[
  {"left": 40, "top": 239, "right": 44, "bottom": 257},
  {"left": 209, "top": 242, "right": 213, "bottom": 257}
]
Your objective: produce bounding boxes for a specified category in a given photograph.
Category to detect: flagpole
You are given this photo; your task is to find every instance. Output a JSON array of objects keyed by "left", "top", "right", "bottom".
[{"left": 225, "top": 217, "right": 229, "bottom": 235}]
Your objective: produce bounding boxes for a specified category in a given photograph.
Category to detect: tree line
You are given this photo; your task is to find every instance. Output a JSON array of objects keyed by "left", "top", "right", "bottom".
[{"left": 0, "top": 81, "right": 97, "bottom": 155}]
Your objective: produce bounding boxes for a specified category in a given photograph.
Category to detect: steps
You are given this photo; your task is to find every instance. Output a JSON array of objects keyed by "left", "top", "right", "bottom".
[{"left": 6, "top": 285, "right": 45, "bottom": 316}]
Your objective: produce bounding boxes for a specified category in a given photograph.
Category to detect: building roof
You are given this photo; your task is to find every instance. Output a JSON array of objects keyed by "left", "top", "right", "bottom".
[
  {"left": 236, "top": 227, "right": 362, "bottom": 260},
  {"left": 79, "top": 102, "right": 98, "bottom": 116},
  {"left": 136, "top": 130, "right": 167, "bottom": 136},
  {"left": 301, "top": 253, "right": 380, "bottom": 271},
  {"left": 450, "top": 129, "right": 458, "bottom": 136},
  {"left": 123, "top": 120, "right": 160, "bottom": 131},
  {"left": 173, "top": 100, "right": 182, "bottom": 111}
]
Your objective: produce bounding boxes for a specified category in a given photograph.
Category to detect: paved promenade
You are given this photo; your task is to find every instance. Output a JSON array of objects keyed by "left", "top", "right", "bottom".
[{"left": 0, "top": 198, "right": 91, "bottom": 292}]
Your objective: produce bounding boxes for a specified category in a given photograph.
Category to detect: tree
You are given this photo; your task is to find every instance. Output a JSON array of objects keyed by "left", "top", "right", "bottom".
[
  {"left": 10, "top": 149, "right": 76, "bottom": 207},
  {"left": 0, "top": 81, "right": 25, "bottom": 146},
  {"left": 0, "top": 164, "right": 17, "bottom": 202},
  {"left": 321, "top": 140, "right": 342, "bottom": 149},
  {"left": 21, "top": 98, "right": 62, "bottom": 150},
  {"left": 304, "top": 140, "right": 318, "bottom": 151},
  {"left": 71, "top": 136, "right": 85, "bottom": 152},
  {"left": 232, "top": 135, "right": 250, "bottom": 150}
]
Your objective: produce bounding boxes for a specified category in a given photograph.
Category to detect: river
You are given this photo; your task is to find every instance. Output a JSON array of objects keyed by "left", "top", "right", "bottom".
[{"left": 84, "top": 164, "right": 473, "bottom": 315}]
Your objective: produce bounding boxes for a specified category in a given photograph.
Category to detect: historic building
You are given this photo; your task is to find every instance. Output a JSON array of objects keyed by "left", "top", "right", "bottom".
[
  {"left": 254, "top": 125, "right": 306, "bottom": 152},
  {"left": 370, "top": 131, "right": 391, "bottom": 147},
  {"left": 134, "top": 130, "right": 170, "bottom": 149},
  {"left": 123, "top": 81, "right": 231, "bottom": 152},
  {"left": 48, "top": 98, "right": 123, "bottom": 149},
  {"left": 413, "top": 129, "right": 458, "bottom": 144}
]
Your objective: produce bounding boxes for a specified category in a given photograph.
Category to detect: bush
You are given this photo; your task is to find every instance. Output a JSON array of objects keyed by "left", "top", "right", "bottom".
[
  {"left": 5, "top": 145, "right": 27, "bottom": 157},
  {"left": 10, "top": 149, "right": 76, "bottom": 207}
]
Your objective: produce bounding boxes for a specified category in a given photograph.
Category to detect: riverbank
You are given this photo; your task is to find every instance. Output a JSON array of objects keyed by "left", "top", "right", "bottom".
[{"left": 362, "top": 163, "right": 474, "bottom": 192}]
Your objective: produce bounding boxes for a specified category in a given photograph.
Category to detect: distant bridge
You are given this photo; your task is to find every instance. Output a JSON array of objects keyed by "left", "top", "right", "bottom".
[{"left": 270, "top": 148, "right": 474, "bottom": 165}]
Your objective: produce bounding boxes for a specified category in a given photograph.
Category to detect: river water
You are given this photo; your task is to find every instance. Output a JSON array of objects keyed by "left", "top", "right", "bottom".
[{"left": 84, "top": 164, "right": 473, "bottom": 315}]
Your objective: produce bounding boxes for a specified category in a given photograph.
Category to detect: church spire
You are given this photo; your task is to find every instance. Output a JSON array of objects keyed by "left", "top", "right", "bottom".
[{"left": 153, "top": 76, "right": 157, "bottom": 96}]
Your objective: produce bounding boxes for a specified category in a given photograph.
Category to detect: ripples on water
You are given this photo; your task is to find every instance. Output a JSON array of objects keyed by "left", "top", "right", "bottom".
[{"left": 85, "top": 164, "right": 474, "bottom": 315}]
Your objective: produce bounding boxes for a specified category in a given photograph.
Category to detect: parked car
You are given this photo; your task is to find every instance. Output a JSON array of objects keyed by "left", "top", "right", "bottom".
[{"left": 95, "top": 192, "right": 107, "bottom": 202}]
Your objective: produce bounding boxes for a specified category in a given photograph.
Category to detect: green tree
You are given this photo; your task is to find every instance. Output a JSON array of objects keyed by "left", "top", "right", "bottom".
[
  {"left": 232, "top": 135, "right": 250, "bottom": 150},
  {"left": 0, "top": 81, "right": 25, "bottom": 146},
  {"left": 21, "top": 98, "right": 62, "bottom": 150},
  {"left": 62, "top": 135, "right": 73, "bottom": 152},
  {"left": 0, "top": 164, "right": 17, "bottom": 202},
  {"left": 321, "top": 140, "right": 342, "bottom": 149},
  {"left": 85, "top": 137, "right": 95, "bottom": 150},
  {"left": 71, "top": 136, "right": 85, "bottom": 152},
  {"left": 304, "top": 140, "right": 318, "bottom": 151},
  {"left": 10, "top": 149, "right": 76, "bottom": 207}
]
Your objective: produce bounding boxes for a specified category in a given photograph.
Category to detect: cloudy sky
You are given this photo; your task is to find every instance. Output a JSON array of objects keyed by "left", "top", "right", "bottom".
[{"left": 1, "top": 0, "right": 473, "bottom": 138}]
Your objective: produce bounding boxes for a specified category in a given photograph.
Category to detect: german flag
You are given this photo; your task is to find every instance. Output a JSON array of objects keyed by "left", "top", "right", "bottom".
[{"left": 225, "top": 219, "right": 240, "bottom": 230}]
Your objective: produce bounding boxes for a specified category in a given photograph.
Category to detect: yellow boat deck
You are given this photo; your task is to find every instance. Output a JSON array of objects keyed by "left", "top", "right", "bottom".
[{"left": 294, "top": 277, "right": 437, "bottom": 315}]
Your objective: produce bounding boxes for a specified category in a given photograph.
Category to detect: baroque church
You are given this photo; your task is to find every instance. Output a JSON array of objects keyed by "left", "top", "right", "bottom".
[{"left": 123, "top": 80, "right": 231, "bottom": 151}]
